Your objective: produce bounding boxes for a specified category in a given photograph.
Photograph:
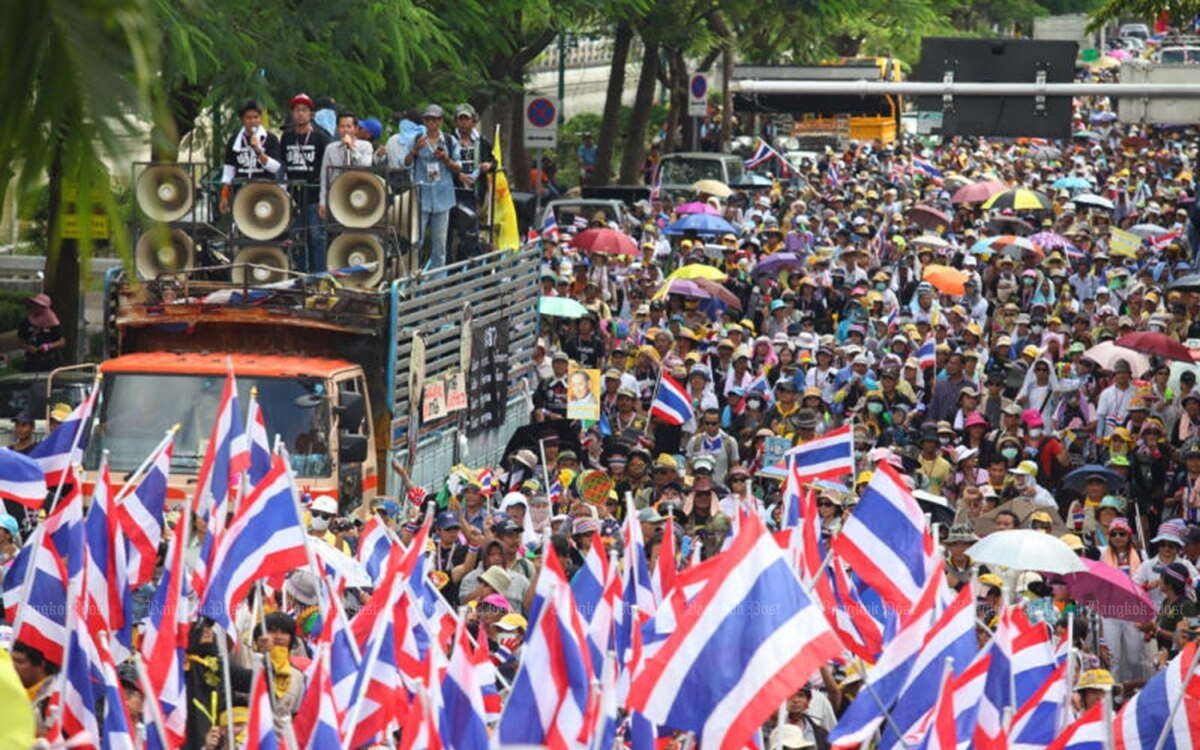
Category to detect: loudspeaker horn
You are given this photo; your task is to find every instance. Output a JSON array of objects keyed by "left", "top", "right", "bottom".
[
  {"left": 232, "top": 182, "right": 291, "bottom": 240},
  {"left": 386, "top": 189, "right": 421, "bottom": 246},
  {"left": 232, "top": 246, "right": 291, "bottom": 285},
  {"left": 135, "top": 228, "right": 195, "bottom": 279},
  {"left": 329, "top": 170, "right": 387, "bottom": 228},
  {"left": 135, "top": 165, "right": 194, "bottom": 223},
  {"left": 327, "top": 233, "right": 386, "bottom": 289}
]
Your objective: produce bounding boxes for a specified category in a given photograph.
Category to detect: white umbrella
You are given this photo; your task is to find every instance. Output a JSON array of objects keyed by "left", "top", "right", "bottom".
[
  {"left": 311, "top": 537, "right": 373, "bottom": 587},
  {"left": 1081, "top": 341, "right": 1151, "bottom": 376},
  {"left": 1071, "top": 193, "right": 1115, "bottom": 211},
  {"left": 966, "top": 529, "right": 1087, "bottom": 574},
  {"left": 910, "top": 233, "right": 949, "bottom": 249}
]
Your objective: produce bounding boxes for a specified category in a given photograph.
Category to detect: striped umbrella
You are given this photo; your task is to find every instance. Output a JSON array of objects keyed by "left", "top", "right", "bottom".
[{"left": 982, "top": 188, "right": 1053, "bottom": 212}]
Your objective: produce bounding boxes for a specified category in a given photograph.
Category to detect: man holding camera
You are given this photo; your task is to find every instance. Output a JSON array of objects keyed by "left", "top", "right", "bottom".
[{"left": 399, "top": 104, "right": 461, "bottom": 271}]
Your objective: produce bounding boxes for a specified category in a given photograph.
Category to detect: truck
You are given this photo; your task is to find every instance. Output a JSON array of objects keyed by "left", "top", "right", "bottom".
[
  {"left": 62, "top": 245, "right": 540, "bottom": 510},
  {"left": 1032, "top": 14, "right": 1100, "bottom": 54}
]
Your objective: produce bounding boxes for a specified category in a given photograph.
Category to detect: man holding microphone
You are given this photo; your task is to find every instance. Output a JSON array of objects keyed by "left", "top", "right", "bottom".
[{"left": 218, "top": 99, "right": 282, "bottom": 214}]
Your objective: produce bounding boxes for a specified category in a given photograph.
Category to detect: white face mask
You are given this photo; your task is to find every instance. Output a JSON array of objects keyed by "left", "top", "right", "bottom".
[
  {"left": 1028, "top": 429, "right": 1043, "bottom": 439},
  {"left": 310, "top": 516, "right": 330, "bottom": 532}
]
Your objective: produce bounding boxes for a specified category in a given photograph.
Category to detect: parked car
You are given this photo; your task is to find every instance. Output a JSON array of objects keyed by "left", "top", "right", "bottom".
[
  {"left": 655, "top": 153, "right": 745, "bottom": 198},
  {"left": 545, "top": 198, "right": 629, "bottom": 231},
  {"left": 1119, "top": 23, "right": 1152, "bottom": 41}
]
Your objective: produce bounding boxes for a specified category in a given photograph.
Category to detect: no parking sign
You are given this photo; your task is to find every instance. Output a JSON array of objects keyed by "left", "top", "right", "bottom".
[
  {"left": 524, "top": 95, "right": 559, "bottom": 149},
  {"left": 688, "top": 73, "right": 708, "bottom": 117}
]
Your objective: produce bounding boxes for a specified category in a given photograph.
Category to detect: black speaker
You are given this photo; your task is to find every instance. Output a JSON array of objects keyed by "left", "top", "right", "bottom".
[
  {"left": 912, "top": 38, "right": 1077, "bottom": 138},
  {"left": 510, "top": 191, "right": 538, "bottom": 238},
  {"left": 448, "top": 204, "right": 480, "bottom": 264}
]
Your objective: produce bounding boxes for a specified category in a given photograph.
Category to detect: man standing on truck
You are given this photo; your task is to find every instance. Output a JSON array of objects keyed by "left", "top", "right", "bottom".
[
  {"left": 577, "top": 132, "right": 597, "bottom": 186},
  {"left": 451, "top": 103, "right": 493, "bottom": 214},
  {"left": 398, "top": 104, "right": 461, "bottom": 271},
  {"left": 281, "top": 93, "right": 330, "bottom": 272},
  {"left": 218, "top": 99, "right": 283, "bottom": 215},
  {"left": 317, "top": 110, "right": 375, "bottom": 225}
]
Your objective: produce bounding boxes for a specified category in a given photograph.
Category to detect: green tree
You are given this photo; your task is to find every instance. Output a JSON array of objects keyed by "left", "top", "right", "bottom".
[{"left": 0, "top": 0, "right": 166, "bottom": 360}]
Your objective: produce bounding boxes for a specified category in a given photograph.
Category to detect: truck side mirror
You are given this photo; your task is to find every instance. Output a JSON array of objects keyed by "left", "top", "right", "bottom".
[
  {"left": 338, "top": 433, "right": 369, "bottom": 464},
  {"left": 335, "top": 391, "right": 365, "bottom": 432}
]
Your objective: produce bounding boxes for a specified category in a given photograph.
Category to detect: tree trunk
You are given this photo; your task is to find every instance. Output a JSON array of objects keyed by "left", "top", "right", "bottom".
[
  {"left": 720, "top": 45, "right": 734, "bottom": 150},
  {"left": 619, "top": 42, "right": 660, "bottom": 184},
  {"left": 591, "top": 22, "right": 633, "bottom": 186},
  {"left": 44, "top": 135, "right": 81, "bottom": 365},
  {"left": 661, "top": 48, "right": 683, "bottom": 153},
  {"left": 670, "top": 49, "right": 693, "bottom": 152}
]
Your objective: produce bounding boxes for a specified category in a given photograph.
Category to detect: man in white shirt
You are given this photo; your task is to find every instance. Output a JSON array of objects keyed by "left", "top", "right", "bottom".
[
  {"left": 317, "top": 110, "right": 376, "bottom": 222},
  {"left": 1095, "top": 358, "right": 1136, "bottom": 439}
]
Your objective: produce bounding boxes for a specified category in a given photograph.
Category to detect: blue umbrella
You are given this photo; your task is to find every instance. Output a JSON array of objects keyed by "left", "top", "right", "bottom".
[
  {"left": 1051, "top": 176, "right": 1091, "bottom": 190},
  {"left": 665, "top": 213, "right": 738, "bottom": 237}
]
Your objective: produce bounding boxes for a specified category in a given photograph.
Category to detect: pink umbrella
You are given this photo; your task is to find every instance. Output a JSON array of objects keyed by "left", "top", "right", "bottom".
[
  {"left": 658, "top": 278, "right": 711, "bottom": 299},
  {"left": 1061, "top": 557, "right": 1156, "bottom": 622},
  {"left": 676, "top": 202, "right": 719, "bottom": 216},
  {"left": 1109, "top": 49, "right": 1132, "bottom": 61},
  {"left": 951, "top": 180, "right": 1007, "bottom": 205}
]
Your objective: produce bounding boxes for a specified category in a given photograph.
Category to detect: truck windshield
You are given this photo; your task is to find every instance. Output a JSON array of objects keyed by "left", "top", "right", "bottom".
[
  {"left": 84, "top": 373, "right": 332, "bottom": 477},
  {"left": 659, "top": 158, "right": 726, "bottom": 186}
]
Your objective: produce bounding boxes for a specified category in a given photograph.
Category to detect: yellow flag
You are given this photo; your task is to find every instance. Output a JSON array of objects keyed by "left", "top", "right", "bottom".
[{"left": 491, "top": 124, "right": 521, "bottom": 251}]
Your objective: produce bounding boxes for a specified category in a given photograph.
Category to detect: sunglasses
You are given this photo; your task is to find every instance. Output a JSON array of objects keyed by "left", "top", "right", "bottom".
[
  {"left": 817, "top": 500, "right": 836, "bottom": 508},
  {"left": 312, "top": 512, "right": 334, "bottom": 520},
  {"left": 1109, "top": 531, "right": 1128, "bottom": 537}
]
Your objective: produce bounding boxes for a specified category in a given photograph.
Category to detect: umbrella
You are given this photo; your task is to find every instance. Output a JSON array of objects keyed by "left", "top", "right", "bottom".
[
  {"left": 502, "top": 419, "right": 584, "bottom": 470},
  {"left": 943, "top": 174, "right": 972, "bottom": 191},
  {"left": 1116, "top": 331, "right": 1196, "bottom": 363},
  {"left": 981, "top": 234, "right": 1043, "bottom": 260},
  {"left": 1029, "top": 146, "right": 1062, "bottom": 162},
  {"left": 1072, "top": 130, "right": 1101, "bottom": 141},
  {"left": 913, "top": 489, "right": 956, "bottom": 528},
  {"left": 910, "top": 233, "right": 949, "bottom": 250},
  {"left": 923, "top": 264, "right": 967, "bottom": 295},
  {"left": 675, "top": 201, "right": 719, "bottom": 216},
  {"left": 976, "top": 500, "right": 1068, "bottom": 536},
  {"left": 1061, "top": 464, "right": 1124, "bottom": 494},
  {"left": 966, "top": 529, "right": 1087, "bottom": 574},
  {"left": 667, "top": 263, "right": 727, "bottom": 282},
  {"left": 985, "top": 216, "right": 1036, "bottom": 237},
  {"left": 906, "top": 205, "right": 952, "bottom": 231},
  {"left": 752, "top": 253, "right": 805, "bottom": 278},
  {"left": 1071, "top": 193, "right": 1115, "bottom": 211},
  {"left": 664, "top": 213, "right": 738, "bottom": 237},
  {"left": 1168, "top": 273, "right": 1200, "bottom": 293},
  {"left": 691, "top": 179, "right": 732, "bottom": 198},
  {"left": 1090, "top": 110, "right": 1119, "bottom": 124},
  {"left": 539, "top": 296, "right": 588, "bottom": 318},
  {"left": 1028, "top": 231, "right": 1072, "bottom": 251},
  {"left": 1063, "top": 557, "right": 1156, "bottom": 622},
  {"left": 1128, "top": 223, "right": 1169, "bottom": 238},
  {"left": 983, "top": 188, "right": 1053, "bottom": 212},
  {"left": 571, "top": 228, "right": 639, "bottom": 256},
  {"left": 951, "top": 180, "right": 1007, "bottom": 205},
  {"left": 1051, "top": 176, "right": 1092, "bottom": 190},
  {"left": 692, "top": 278, "right": 742, "bottom": 310},
  {"left": 1081, "top": 341, "right": 1151, "bottom": 376},
  {"left": 733, "top": 173, "right": 773, "bottom": 187},
  {"left": 656, "top": 278, "right": 711, "bottom": 300}
]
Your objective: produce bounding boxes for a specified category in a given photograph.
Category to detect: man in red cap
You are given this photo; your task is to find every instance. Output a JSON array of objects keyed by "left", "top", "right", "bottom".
[{"left": 280, "top": 93, "right": 330, "bottom": 272}]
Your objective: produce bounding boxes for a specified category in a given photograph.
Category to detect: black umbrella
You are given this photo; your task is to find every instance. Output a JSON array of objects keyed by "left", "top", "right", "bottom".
[
  {"left": 1167, "top": 272, "right": 1200, "bottom": 294},
  {"left": 502, "top": 418, "right": 584, "bottom": 468},
  {"left": 1062, "top": 464, "right": 1122, "bottom": 494},
  {"left": 913, "top": 489, "right": 956, "bottom": 528}
]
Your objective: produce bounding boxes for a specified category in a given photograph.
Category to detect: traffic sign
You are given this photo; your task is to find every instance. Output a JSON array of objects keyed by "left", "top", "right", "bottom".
[
  {"left": 524, "top": 95, "right": 559, "bottom": 149},
  {"left": 688, "top": 73, "right": 708, "bottom": 117}
]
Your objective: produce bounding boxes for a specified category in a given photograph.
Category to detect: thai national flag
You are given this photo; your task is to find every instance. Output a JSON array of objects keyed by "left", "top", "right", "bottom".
[
  {"left": 744, "top": 139, "right": 773, "bottom": 169},
  {"left": 245, "top": 390, "right": 273, "bottom": 485},
  {"left": 572, "top": 529, "right": 616, "bottom": 667},
  {"left": 0, "top": 448, "right": 46, "bottom": 508},
  {"left": 975, "top": 605, "right": 1058, "bottom": 750},
  {"left": 1113, "top": 640, "right": 1200, "bottom": 750},
  {"left": 30, "top": 383, "right": 97, "bottom": 485},
  {"left": 828, "top": 567, "right": 944, "bottom": 748},
  {"left": 116, "top": 430, "right": 174, "bottom": 588},
  {"left": 299, "top": 641, "right": 345, "bottom": 750},
  {"left": 1150, "top": 228, "right": 1184, "bottom": 249},
  {"left": 84, "top": 459, "right": 125, "bottom": 635},
  {"left": 95, "top": 629, "right": 139, "bottom": 750},
  {"left": 1009, "top": 661, "right": 1069, "bottom": 750},
  {"left": 826, "top": 160, "right": 841, "bottom": 190},
  {"left": 140, "top": 492, "right": 190, "bottom": 748},
  {"left": 649, "top": 371, "right": 693, "bottom": 426},
  {"left": 886, "top": 304, "right": 899, "bottom": 333},
  {"left": 833, "top": 462, "right": 936, "bottom": 612},
  {"left": 542, "top": 209, "right": 560, "bottom": 242},
  {"left": 9, "top": 525, "right": 69, "bottom": 666},
  {"left": 498, "top": 543, "right": 595, "bottom": 750},
  {"left": 1047, "top": 702, "right": 1105, "bottom": 750},
  {"left": 62, "top": 593, "right": 100, "bottom": 742},
  {"left": 191, "top": 368, "right": 250, "bottom": 531},
  {"left": 879, "top": 584, "right": 979, "bottom": 748},
  {"left": 356, "top": 516, "right": 395, "bottom": 585},
  {"left": 441, "top": 620, "right": 490, "bottom": 750},
  {"left": 469, "top": 629, "right": 503, "bottom": 722},
  {"left": 650, "top": 516, "right": 678, "bottom": 604},
  {"left": 784, "top": 424, "right": 855, "bottom": 482},
  {"left": 243, "top": 665, "right": 280, "bottom": 750},
  {"left": 628, "top": 512, "right": 841, "bottom": 750},
  {"left": 902, "top": 645, "right": 992, "bottom": 748},
  {"left": 918, "top": 336, "right": 937, "bottom": 370},
  {"left": 911, "top": 156, "right": 943, "bottom": 179},
  {"left": 920, "top": 661, "right": 958, "bottom": 750},
  {"left": 197, "top": 454, "right": 308, "bottom": 631},
  {"left": 574, "top": 215, "right": 589, "bottom": 231}
]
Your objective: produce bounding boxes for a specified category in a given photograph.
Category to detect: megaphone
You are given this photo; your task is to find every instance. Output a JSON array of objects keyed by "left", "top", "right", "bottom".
[
  {"left": 387, "top": 189, "right": 421, "bottom": 247},
  {"left": 329, "top": 171, "right": 387, "bottom": 228},
  {"left": 232, "top": 246, "right": 291, "bottom": 285},
  {"left": 135, "top": 165, "right": 194, "bottom": 223},
  {"left": 135, "top": 228, "right": 195, "bottom": 279},
  {"left": 327, "top": 233, "right": 386, "bottom": 289},
  {"left": 232, "top": 182, "right": 291, "bottom": 240}
]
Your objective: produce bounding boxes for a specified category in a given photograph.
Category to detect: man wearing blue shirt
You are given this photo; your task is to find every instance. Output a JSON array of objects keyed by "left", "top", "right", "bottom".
[
  {"left": 399, "top": 104, "right": 462, "bottom": 270},
  {"left": 577, "top": 132, "right": 597, "bottom": 185}
]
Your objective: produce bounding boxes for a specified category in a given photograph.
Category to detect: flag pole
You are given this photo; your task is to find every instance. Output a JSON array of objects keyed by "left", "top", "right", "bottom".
[
  {"left": 773, "top": 701, "right": 787, "bottom": 750},
  {"left": 112, "top": 426, "right": 179, "bottom": 504},
  {"left": 215, "top": 623, "right": 238, "bottom": 750},
  {"left": 43, "top": 372, "right": 102, "bottom": 521},
  {"left": 135, "top": 652, "right": 172, "bottom": 750},
  {"left": 1152, "top": 642, "right": 1200, "bottom": 750},
  {"left": 1102, "top": 685, "right": 1115, "bottom": 750}
]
